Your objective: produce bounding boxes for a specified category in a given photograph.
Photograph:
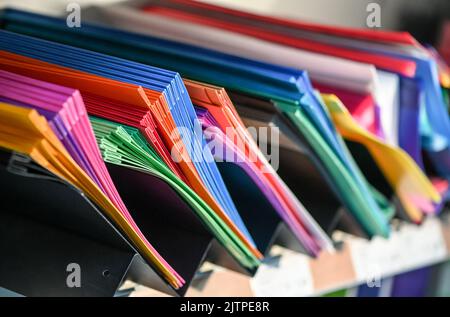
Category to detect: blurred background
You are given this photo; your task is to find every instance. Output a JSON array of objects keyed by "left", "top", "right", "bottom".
[{"left": 1, "top": 0, "right": 450, "bottom": 46}]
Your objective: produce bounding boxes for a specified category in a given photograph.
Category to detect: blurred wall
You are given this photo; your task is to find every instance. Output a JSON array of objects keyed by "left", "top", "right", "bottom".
[
  {"left": 1, "top": 0, "right": 449, "bottom": 44},
  {"left": 202, "top": 0, "right": 450, "bottom": 44}
]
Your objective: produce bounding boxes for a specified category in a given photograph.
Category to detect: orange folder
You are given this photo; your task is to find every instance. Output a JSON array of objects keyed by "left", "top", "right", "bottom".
[
  {"left": 0, "top": 51, "right": 262, "bottom": 259},
  {"left": 185, "top": 79, "right": 333, "bottom": 252}
]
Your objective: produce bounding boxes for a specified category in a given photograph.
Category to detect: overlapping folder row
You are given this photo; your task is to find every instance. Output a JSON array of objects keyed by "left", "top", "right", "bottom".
[{"left": 0, "top": 0, "right": 449, "bottom": 296}]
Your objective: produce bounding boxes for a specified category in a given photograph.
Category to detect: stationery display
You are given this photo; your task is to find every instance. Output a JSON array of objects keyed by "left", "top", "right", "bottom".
[{"left": 0, "top": 1, "right": 449, "bottom": 297}]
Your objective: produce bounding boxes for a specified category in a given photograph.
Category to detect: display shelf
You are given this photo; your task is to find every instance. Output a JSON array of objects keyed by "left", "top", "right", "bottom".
[{"left": 126, "top": 216, "right": 450, "bottom": 297}]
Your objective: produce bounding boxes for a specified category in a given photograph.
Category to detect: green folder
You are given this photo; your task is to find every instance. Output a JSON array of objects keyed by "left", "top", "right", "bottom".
[
  {"left": 90, "top": 116, "right": 260, "bottom": 269},
  {"left": 278, "top": 101, "right": 393, "bottom": 237}
]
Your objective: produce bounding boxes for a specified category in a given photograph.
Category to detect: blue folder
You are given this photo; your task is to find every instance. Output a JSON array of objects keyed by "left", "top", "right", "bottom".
[
  {"left": 0, "top": 30, "right": 256, "bottom": 247},
  {"left": 344, "top": 43, "right": 450, "bottom": 180}
]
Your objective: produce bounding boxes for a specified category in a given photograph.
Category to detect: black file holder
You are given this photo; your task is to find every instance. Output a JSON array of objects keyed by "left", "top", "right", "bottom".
[
  {"left": 0, "top": 145, "right": 269, "bottom": 296},
  {"left": 106, "top": 163, "right": 270, "bottom": 281},
  {"left": 104, "top": 163, "right": 213, "bottom": 295},
  {"left": 0, "top": 149, "right": 231, "bottom": 296},
  {"left": 0, "top": 151, "right": 179, "bottom": 296},
  {"left": 217, "top": 162, "right": 282, "bottom": 255},
  {"left": 344, "top": 141, "right": 413, "bottom": 222},
  {"left": 207, "top": 162, "right": 282, "bottom": 276}
]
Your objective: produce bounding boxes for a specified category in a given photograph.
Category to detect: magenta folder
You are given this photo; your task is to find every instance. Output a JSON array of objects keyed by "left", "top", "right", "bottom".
[
  {"left": 0, "top": 70, "right": 185, "bottom": 281},
  {"left": 0, "top": 70, "right": 131, "bottom": 211}
]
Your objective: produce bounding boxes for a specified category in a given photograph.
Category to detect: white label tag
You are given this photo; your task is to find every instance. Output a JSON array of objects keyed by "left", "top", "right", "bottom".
[
  {"left": 251, "top": 246, "right": 314, "bottom": 297},
  {"left": 350, "top": 217, "right": 447, "bottom": 283}
]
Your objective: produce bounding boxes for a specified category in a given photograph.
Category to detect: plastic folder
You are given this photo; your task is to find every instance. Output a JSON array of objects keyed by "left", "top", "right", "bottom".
[
  {"left": 322, "top": 94, "right": 440, "bottom": 221},
  {"left": 0, "top": 51, "right": 261, "bottom": 265},
  {"left": 0, "top": 10, "right": 394, "bottom": 237},
  {"left": 89, "top": 116, "right": 259, "bottom": 268},
  {"left": 185, "top": 79, "right": 333, "bottom": 254},
  {"left": 0, "top": 102, "right": 183, "bottom": 288}
]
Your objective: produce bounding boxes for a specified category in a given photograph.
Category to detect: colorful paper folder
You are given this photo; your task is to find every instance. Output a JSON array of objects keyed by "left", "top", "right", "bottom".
[
  {"left": 0, "top": 70, "right": 128, "bottom": 212},
  {"left": 0, "top": 34, "right": 260, "bottom": 253},
  {"left": 85, "top": 4, "right": 392, "bottom": 138},
  {"left": 88, "top": 1, "right": 444, "bottom": 215},
  {"left": 0, "top": 50, "right": 261, "bottom": 268},
  {"left": 0, "top": 1, "right": 450, "bottom": 298},
  {"left": 0, "top": 9, "right": 394, "bottom": 238},
  {"left": 90, "top": 116, "right": 259, "bottom": 267}
]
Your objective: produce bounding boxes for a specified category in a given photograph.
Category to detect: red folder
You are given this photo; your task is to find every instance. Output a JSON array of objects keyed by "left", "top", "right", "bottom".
[
  {"left": 157, "top": 0, "right": 419, "bottom": 47},
  {"left": 142, "top": 4, "right": 417, "bottom": 77}
]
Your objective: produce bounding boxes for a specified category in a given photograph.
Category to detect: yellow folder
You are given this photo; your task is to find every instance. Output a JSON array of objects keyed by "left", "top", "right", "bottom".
[
  {"left": 321, "top": 94, "right": 441, "bottom": 223},
  {"left": 0, "top": 102, "right": 182, "bottom": 288}
]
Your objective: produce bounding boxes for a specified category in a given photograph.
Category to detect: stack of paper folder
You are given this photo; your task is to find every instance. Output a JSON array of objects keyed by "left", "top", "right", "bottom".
[
  {"left": 0, "top": 9, "right": 398, "bottom": 239},
  {"left": 0, "top": 1, "right": 449, "bottom": 297}
]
